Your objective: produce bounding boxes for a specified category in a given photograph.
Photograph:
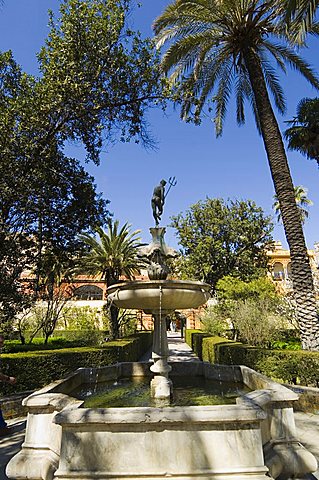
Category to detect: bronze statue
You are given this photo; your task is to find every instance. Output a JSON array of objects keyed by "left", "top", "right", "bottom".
[{"left": 151, "top": 179, "right": 166, "bottom": 226}]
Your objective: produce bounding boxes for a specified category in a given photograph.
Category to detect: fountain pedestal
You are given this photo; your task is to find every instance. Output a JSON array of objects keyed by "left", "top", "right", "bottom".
[{"left": 149, "top": 310, "right": 172, "bottom": 400}]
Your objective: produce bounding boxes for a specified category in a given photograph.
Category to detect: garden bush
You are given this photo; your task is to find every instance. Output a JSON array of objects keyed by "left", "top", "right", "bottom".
[
  {"left": 186, "top": 329, "right": 319, "bottom": 387},
  {"left": 212, "top": 338, "right": 319, "bottom": 386},
  {"left": 0, "top": 331, "right": 152, "bottom": 396},
  {"left": 1, "top": 336, "right": 102, "bottom": 353},
  {"left": 199, "top": 306, "right": 229, "bottom": 336}
]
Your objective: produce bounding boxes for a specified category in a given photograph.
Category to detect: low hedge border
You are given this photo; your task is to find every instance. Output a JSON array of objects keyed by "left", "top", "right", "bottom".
[
  {"left": 185, "top": 329, "right": 319, "bottom": 387},
  {"left": 2, "top": 336, "right": 106, "bottom": 353},
  {"left": 0, "top": 331, "right": 152, "bottom": 396}
]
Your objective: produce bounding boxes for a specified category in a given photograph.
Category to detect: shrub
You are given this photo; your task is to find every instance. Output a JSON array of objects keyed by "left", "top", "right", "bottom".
[
  {"left": 216, "top": 275, "right": 277, "bottom": 301},
  {"left": 199, "top": 306, "right": 229, "bottom": 336},
  {"left": 205, "top": 337, "right": 319, "bottom": 387},
  {"left": 58, "top": 306, "right": 102, "bottom": 331},
  {"left": 201, "top": 336, "right": 236, "bottom": 364},
  {"left": 0, "top": 331, "right": 152, "bottom": 396},
  {"left": 186, "top": 329, "right": 319, "bottom": 387},
  {"left": 230, "top": 298, "right": 284, "bottom": 347}
]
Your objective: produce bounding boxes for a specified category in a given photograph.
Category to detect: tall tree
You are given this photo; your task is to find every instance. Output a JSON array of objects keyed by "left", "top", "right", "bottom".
[
  {"left": 273, "top": 185, "right": 313, "bottom": 223},
  {"left": 284, "top": 97, "right": 319, "bottom": 166},
  {"left": 74, "top": 220, "right": 145, "bottom": 339},
  {"left": 0, "top": 51, "right": 109, "bottom": 326},
  {"left": 1, "top": 0, "right": 166, "bottom": 327},
  {"left": 171, "top": 198, "right": 273, "bottom": 291},
  {"left": 154, "top": 0, "right": 319, "bottom": 350}
]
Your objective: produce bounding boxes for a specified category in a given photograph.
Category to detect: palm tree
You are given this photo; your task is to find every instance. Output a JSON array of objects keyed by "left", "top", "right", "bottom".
[
  {"left": 273, "top": 185, "right": 313, "bottom": 223},
  {"left": 75, "top": 220, "right": 144, "bottom": 339},
  {"left": 284, "top": 97, "right": 319, "bottom": 166},
  {"left": 284, "top": 0, "right": 319, "bottom": 37},
  {"left": 154, "top": 0, "right": 319, "bottom": 350}
]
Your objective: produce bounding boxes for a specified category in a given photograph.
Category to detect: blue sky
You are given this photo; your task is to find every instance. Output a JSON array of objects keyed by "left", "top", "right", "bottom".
[{"left": 1, "top": 0, "right": 319, "bottom": 250}]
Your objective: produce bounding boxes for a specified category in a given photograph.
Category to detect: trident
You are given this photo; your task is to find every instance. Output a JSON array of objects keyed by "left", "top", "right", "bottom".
[{"left": 164, "top": 176, "right": 177, "bottom": 199}]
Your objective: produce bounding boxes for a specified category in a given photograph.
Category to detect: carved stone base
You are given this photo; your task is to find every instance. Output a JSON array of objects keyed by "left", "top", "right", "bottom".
[{"left": 150, "top": 375, "right": 172, "bottom": 400}]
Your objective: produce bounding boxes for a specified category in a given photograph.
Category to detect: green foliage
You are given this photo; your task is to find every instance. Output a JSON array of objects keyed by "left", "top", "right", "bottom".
[
  {"left": 229, "top": 298, "right": 285, "bottom": 347},
  {"left": 52, "top": 329, "right": 107, "bottom": 344},
  {"left": 0, "top": 49, "right": 109, "bottom": 329},
  {"left": 38, "top": 0, "right": 166, "bottom": 162},
  {"left": 171, "top": 198, "right": 273, "bottom": 291},
  {"left": 59, "top": 306, "right": 102, "bottom": 331},
  {"left": 154, "top": 0, "right": 319, "bottom": 133},
  {"left": 218, "top": 343, "right": 319, "bottom": 387},
  {"left": 271, "top": 339, "right": 301, "bottom": 350},
  {"left": 283, "top": 0, "right": 318, "bottom": 39},
  {"left": 216, "top": 276, "right": 277, "bottom": 301},
  {"left": 184, "top": 329, "right": 212, "bottom": 360},
  {"left": 207, "top": 277, "right": 297, "bottom": 347},
  {"left": 201, "top": 336, "right": 236, "bottom": 364},
  {"left": 1, "top": 337, "right": 93, "bottom": 353},
  {"left": 199, "top": 306, "right": 229, "bottom": 336},
  {"left": 284, "top": 98, "right": 319, "bottom": 167},
  {"left": 185, "top": 329, "right": 203, "bottom": 350},
  {"left": 74, "top": 220, "right": 145, "bottom": 339},
  {"left": 0, "top": 332, "right": 152, "bottom": 395},
  {"left": 187, "top": 330, "right": 318, "bottom": 386},
  {"left": 75, "top": 220, "right": 145, "bottom": 285},
  {"left": 154, "top": 0, "right": 319, "bottom": 351}
]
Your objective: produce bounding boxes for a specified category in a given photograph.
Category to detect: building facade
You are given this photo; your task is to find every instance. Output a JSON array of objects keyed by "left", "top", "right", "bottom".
[{"left": 266, "top": 241, "right": 319, "bottom": 295}]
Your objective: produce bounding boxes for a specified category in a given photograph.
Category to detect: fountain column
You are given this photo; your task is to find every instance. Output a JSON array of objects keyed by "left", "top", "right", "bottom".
[
  {"left": 138, "top": 227, "right": 178, "bottom": 401},
  {"left": 149, "top": 310, "right": 172, "bottom": 400}
]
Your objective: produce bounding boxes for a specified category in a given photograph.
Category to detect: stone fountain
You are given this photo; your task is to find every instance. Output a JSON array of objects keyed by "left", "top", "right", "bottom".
[
  {"left": 6, "top": 179, "right": 318, "bottom": 480},
  {"left": 107, "top": 225, "right": 211, "bottom": 402}
]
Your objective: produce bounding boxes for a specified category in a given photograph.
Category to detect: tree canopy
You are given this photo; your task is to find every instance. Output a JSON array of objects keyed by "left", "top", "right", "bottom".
[
  {"left": 0, "top": 0, "right": 167, "bottom": 331},
  {"left": 171, "top": 198, "right": 273, "bottom": 291},
  {"left": 74, "top": 219, "right": 145, "bottom": 339},
  {"left": 284, "top": 97, "right": 319, "bottom": 166}
]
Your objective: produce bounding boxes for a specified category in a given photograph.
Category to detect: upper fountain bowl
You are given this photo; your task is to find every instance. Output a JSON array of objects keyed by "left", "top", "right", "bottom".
[{"left": 107, "top": 280, "right": 211, "bottom": 313}]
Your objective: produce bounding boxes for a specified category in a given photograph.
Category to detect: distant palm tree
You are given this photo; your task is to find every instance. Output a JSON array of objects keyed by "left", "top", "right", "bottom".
[
  {"left": 75, "top": 220, "right": 145, "bottom": 339},
  {"left": 284, "top": 98, "right": 319, "bottom": 166},
  {"left": 154, "top": 0, "right": 319, "bottom": 349},
  {"left": 273, "top": 185, "right": 313, "bottom": 223}
]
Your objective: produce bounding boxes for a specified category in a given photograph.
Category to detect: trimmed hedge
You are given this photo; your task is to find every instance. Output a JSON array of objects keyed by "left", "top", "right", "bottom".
[
  {"left": 184, "top": 329, "right": 212, "bottom": 359},
  {"left": 215, "top": 342, "right": 319, "bottom": 387},
  {"left": 185, "top": 329, "right": 319, "bottom": 387},
  {"left": 2, "top": 336, "right": 103, "bottom": 353},
  {"left": 0, "top": 331, "right": 152, "bottom": 396}
]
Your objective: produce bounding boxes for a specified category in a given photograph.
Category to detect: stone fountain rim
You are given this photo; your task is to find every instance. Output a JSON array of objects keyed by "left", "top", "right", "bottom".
[{"left": 107, "top": 279, "right": 211, "bottom": 293}]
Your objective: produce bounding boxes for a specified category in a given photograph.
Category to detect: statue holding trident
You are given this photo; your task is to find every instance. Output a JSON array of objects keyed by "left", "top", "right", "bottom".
[{"left": 151, "top": 177, "right": 177, "bottom": 226}]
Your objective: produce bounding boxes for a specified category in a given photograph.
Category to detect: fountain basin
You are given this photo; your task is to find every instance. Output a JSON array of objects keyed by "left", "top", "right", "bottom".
[
  {"left": 6, "top": 362, "right": 317, "bottom": 480},
  {"left": 107, "top": 279, "right": 211, "bottom": 312}
]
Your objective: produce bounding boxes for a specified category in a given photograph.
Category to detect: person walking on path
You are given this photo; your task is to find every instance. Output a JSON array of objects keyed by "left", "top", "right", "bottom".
[{"left": 0, "top": 334, "right": 16, "bottom": 436}]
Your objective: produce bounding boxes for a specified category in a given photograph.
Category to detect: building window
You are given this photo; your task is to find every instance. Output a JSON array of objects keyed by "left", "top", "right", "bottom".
[
  {"left": 272, "top": 262, "right": 285, "bottom": 280},
  {"left": 73, "top": 285, "right": 104, "bottom": 301}
]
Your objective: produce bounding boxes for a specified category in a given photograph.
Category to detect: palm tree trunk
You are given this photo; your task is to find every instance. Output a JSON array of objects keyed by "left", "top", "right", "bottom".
[
  {"left": 109, "top": 304, "right": 120, "bottom": 340},
  {"left": 243, "top": 49, "right": 319, "bottom": 350},
  {"left": 107, "top": 275, "right": 120, "bottom": 340}
]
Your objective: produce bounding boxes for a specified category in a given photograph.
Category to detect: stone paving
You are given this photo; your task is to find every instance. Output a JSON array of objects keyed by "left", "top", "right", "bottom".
[{"left": 0, "top": 333, "right": 318, "bottom": 480}]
